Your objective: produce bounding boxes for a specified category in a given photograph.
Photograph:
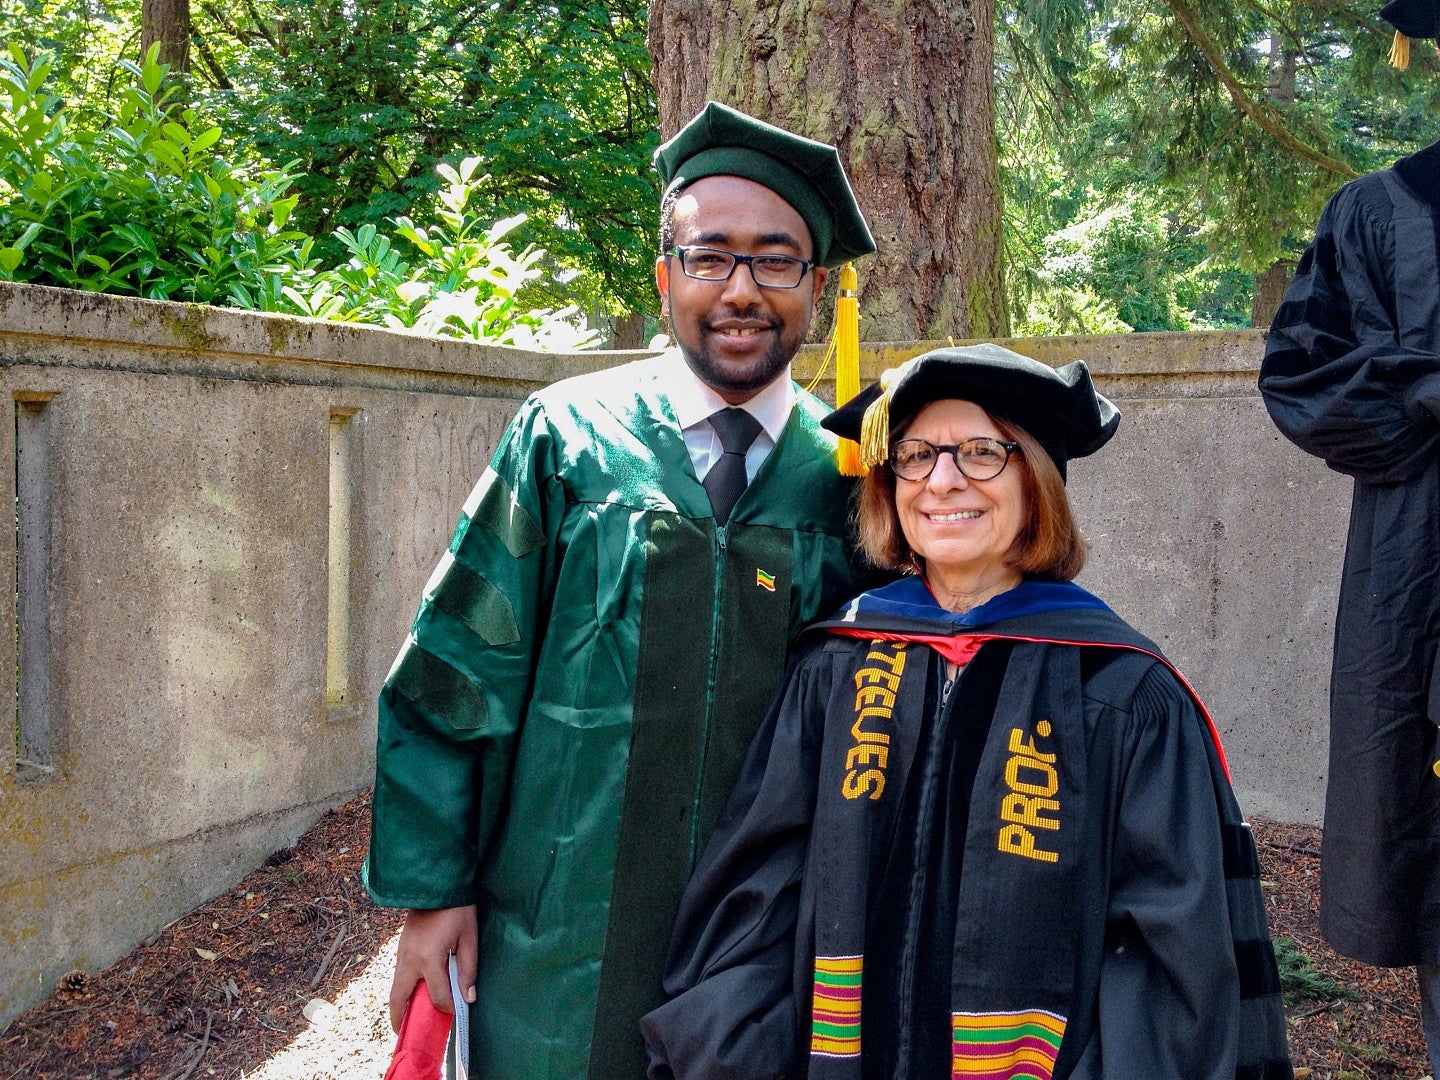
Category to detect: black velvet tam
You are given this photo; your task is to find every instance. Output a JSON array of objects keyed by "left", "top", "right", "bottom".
[
  {"left": 1383, "top": 0, "right": 1440, "bottom": 40},
  {"left": 821, "top": 343, "right": 1120, "bottom": 481}
]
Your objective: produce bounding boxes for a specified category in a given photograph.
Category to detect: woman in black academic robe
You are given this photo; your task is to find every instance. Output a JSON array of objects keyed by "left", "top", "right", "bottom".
[{"left": 643, "top": 345, "right": 1292, "bottom": 1080}]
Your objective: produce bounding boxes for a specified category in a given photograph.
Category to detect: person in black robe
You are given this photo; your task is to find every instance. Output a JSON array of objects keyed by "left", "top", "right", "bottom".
[
  {"left": 643, "top": 344, "right": 1293, "bottom": 1079},
  {"left": 1259, "top": 2, "right": 1440, "bottom": 1070}
]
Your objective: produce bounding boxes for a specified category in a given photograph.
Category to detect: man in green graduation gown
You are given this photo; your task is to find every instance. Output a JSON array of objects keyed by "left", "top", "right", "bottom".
[{"left": 364, "top": 101, "right": 877, "bottom": 1079}]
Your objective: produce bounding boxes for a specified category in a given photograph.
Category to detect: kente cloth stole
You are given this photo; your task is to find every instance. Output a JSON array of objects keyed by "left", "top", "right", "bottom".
[{"left": 807, "top": 641, "right": 1088, "bottom": 1080}]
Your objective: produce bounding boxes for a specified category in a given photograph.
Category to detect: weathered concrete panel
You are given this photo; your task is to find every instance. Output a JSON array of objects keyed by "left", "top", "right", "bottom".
[
  {"left": 1069, "top": 392, "right": 1342, "bottom": 824},
  {"left": 0, "top": 284, "right": 562, "bottom": 1028},
  {"left": 0, "top": 283, "right": 1344, "bottom": 1030}
]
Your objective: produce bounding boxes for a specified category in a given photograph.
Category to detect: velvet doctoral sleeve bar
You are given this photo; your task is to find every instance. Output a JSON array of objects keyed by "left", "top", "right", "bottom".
[{"left": 365, "top": 393, "right": 562, "bottom": 909}]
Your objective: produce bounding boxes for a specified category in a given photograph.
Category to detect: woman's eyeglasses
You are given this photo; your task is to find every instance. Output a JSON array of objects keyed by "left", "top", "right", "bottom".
[{"left": 888, "top": 437, "right": 1021, "bottom": 482}]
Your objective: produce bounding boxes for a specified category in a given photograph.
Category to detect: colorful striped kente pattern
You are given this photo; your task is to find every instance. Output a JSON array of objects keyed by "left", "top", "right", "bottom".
[
  {"left": 810, "top": 955, "right": 863, "bottom": 1057},
  {"left": 951, "top": 1009, "right": 1066, "bottom": 1079}
]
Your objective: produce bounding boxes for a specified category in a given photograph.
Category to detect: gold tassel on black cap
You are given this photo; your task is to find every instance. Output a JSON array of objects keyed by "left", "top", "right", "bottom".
[
  {"left": 859, "top": 367, "right": 900, "bottom": 471},
  {"left": 1379, "top": 0, "right": 1440, "bottom": 68},
  {"left": 1392, "top": 28, "right": 1412, "bottom": 68},
  {"left": 807, "top": 262, "right": 866, "bottom": 475}
]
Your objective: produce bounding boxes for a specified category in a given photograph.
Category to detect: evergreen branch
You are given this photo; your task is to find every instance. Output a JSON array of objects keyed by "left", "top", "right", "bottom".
[
  {"left": 198, "top": 2, "right": 246, "bottom": 47},
  {"left": 242, "top": 0, "right": 279, "bottom": 51},
  {"left": 190, "top": 32, "right": 232, "bottom": 91},
  {"left": 1160, "top": 0, "right": 1359, "bottom": 178}
]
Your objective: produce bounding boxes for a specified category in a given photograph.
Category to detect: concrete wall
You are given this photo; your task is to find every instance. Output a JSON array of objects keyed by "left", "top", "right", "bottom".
[{"left": 0, "top": 283, "right": 1343, "bottom": 1028}]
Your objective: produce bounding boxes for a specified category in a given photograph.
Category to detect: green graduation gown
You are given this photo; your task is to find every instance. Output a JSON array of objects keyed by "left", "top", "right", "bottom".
[{"left": 364, "top": 354, "right": 869, "bottom": 1080}]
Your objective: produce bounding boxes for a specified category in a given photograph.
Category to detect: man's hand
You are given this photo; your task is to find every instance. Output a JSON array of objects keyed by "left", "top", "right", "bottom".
[{"left": 389, "top": 905, "right": 479, "bottom": 1033}]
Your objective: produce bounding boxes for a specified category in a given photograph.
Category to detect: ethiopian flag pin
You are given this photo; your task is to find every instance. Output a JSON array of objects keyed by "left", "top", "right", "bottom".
[{"left": 755, "top": 568, "right": 776, "bottom": 592}]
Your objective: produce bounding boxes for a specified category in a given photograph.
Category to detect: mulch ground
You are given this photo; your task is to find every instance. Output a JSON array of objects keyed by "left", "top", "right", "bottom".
[
  {"left": 1259, "top": 819, "right": 1431, "bottom": 1078},
  {"left": 0, "top": 793, "right": 404, "bottom": 1080},
  {"left": 0, "top": 795, "right": 1431, "bottom": 1079}
]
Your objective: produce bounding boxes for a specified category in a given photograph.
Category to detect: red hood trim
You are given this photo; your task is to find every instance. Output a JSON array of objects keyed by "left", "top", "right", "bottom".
[{"left": 829, "top": 627, "right": 1230, "bottom": 780}]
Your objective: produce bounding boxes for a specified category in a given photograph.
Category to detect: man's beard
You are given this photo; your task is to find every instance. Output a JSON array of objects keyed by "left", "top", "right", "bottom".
[{"left": 672, "top": 314, "right": 803, "bottom": 400}]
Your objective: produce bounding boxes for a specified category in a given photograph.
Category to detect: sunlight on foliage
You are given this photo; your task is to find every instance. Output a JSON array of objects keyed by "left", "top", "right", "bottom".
[
  {"left": 1007, "top": 185, "right": 1251, "bottom": 335},
  {"left": 269, "top": 157, "right": 598, "bottom": 349},
  {"left": 998, "top": 0, "right": 1440, "bottom": 332},
  {"left": 1, "top": 0, "right": 657, "bottom": 321},
  {"left": 0, "top": 46, "right": 596, "bottom": 350},
  {"left": 0, "top": 44, "right": 303, "bottom": 303}
]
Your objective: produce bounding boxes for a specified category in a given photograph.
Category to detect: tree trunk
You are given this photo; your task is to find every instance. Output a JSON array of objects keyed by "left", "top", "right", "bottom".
[
  {"left": 1251, "top": 42, "right": 1298, "bottom": 330},
  {"left": 1251, "top": 259, "right": 1295, "bottom": 329},
  {"left": 612, "top": 311, "right": 647, "bottom": 349},
  {"left": 142, "top": 0, "right": 192, "bottom": 73},
  {"left": 648, "top": 0, "right": 1008, "bottom": 341}
]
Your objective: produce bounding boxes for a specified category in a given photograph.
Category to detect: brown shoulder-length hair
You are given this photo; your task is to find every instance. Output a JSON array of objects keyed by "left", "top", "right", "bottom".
[{"left": 855, "top": 410, "right": 1086, "bottom": 582}]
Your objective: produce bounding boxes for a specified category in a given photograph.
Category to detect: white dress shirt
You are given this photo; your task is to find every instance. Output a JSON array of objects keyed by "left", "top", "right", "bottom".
[{"left": 658, "top": 352, "right": 796, "bottom": 483}]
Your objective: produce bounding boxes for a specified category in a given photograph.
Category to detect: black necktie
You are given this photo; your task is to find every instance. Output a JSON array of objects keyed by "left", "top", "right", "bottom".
[{"left": 702, "top": 407, "right": 763, "bottom": 527}]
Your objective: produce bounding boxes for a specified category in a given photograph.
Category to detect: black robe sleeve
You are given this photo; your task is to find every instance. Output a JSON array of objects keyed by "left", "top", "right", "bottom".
[
  {"left": 1260, "top": 178, "right": 1440, "bottom": 484},
  {"left": 640, "top": 644, "right": 834, "bottom": 1080},
  {"left": 1070, "top": 664, "right": 1246, "bottom": 1079}
]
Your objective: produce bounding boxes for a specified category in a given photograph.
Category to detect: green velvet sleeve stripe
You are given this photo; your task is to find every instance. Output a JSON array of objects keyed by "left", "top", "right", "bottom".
[
  {"left": 461, "top": 467, "right": 546, "bottom": 558},
  {"left": 426, "top": 551, "right": 521, "bottom": 646},
  {"left": 410, "top": 599, "right": 530, "bottom": 693},
  {"left": 387, "top": 641, "right": 490, "bottom": 732}
]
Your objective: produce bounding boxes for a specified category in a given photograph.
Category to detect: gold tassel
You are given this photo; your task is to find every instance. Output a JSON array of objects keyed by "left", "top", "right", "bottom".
[
  {"left": 858, "top": 367, "right": 903, "bottom": 471},
  {"left": 804, "top": 337, "right": 835, "bottom": 394},
  {"left": 834, "top": 262, "right": 864, "bottom": 476},
  {"left": 1391, "top": 29, "right": 1411, "bottom": 69}
]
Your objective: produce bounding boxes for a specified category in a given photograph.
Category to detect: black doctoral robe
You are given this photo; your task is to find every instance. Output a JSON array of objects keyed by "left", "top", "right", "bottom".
[
  {"left": 1261, "top": 138, "right": 1440, "bottom": 967},
  {"left": 642, "top": 580, "right": 1291, "bottom": 1080}
]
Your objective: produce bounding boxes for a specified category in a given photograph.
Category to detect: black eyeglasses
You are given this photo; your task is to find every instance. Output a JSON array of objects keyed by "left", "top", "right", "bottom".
[
  {"left": 888, "top": 437, "right": 1021, "bottom": 482},
  {"left": 667, "top": 246, "right": 814, "bottom": 289}
]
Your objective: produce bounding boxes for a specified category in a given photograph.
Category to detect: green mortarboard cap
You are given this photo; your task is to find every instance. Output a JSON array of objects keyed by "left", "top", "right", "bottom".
[
  {"left": 1382, "top": 0, "right": 1439, "bottom": 39},
  {"left": 654, "top": 101, "right": 875, "bottom": 268}
]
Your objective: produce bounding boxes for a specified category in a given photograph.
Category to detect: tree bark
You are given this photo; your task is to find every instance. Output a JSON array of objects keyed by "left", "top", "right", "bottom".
[
  {"left": 142, "top": 0, "right": 192, "bottom": 73},
  {"left": 1250, "top": 41, "right": 1298, "bottom": 330},
  {"left": 1251, "top": 259, "right": 1295, "bottom": 329},
  {"left": 648, "top": 0, "right": 1008, "bottom": 341},
  {"left": 612, "top": 311, "right": 647, "bottom": 350}
]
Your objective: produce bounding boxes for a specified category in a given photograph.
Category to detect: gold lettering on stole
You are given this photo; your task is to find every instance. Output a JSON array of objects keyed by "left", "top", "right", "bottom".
[
  {"left": 997, "top": 718, "right": 1061, "bottom": 863},
  {"left": 843, "top": 643, "right": 906, "bottom": 800}
]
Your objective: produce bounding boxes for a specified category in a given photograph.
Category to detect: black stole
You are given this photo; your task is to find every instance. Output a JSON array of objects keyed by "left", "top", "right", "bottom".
[{"left": 806, "top": 639, "right": 1095, "bottom": 1080}]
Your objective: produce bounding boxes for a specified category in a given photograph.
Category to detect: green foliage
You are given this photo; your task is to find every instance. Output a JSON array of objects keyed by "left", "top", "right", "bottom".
[
  {"left": 1003, "top": 169, "right": 1255, "bottom": 335},
  {"left": 1273, "top": 936, "right": 1361, "bottom": 1008},
  {"left": 999, "top": 0, "right": 1440, "bottom": 331},
  {"left": 266, "top": 158, "right": 599, "bottom": 349},
  {"left": 1179, "top": 264, "right": 1253, "bottom": 330},
  {"left": 0, "top": 44, "right": 304, "bottom": 302},
  {"left": 203, "top": 0, "right": 658, "bottom": 319},
  {"left": 1039, "top": 200, "right": 1192, "bottom": 331},
  {"left": 0, "top": 0, "right": 658, "bottom": 324},
  {"left": 0, "top": 0, "right": 138, "bottom": 121},
  {"left": 0, "top": 46, "right": 598, "bottom": 350}
]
